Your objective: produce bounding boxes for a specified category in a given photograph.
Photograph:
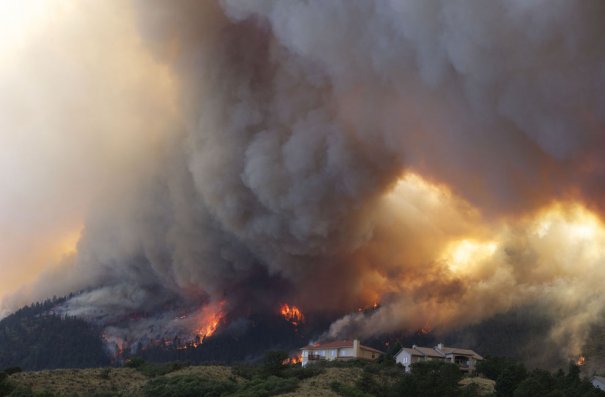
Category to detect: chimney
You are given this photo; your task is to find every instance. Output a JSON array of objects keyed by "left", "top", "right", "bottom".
[
  {"left": 436, "top": 343, "right": 444, "bottom": 351},
  {"left": 353, "top": 339, "right": 360, "bottom": 358}
]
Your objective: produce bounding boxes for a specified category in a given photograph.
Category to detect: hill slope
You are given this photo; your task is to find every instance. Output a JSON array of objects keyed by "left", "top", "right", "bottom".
[{"left": 0, "top": 297, "right": 109, "bottom": 370}]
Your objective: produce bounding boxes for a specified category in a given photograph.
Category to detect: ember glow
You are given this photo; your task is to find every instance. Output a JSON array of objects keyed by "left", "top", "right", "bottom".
[
  {"left": 280, "top": 304, "right": 304, "bottom": 327},
  {"left": 191, "top": 301, "right": 225, "bottom": 348},
  {"left": 4, "top": 0, "right": 605, "bottom": 365},
  {"left": 419, "top": 320, "right": 433, "bottom": 336},
  {"left": 102, "top": 333, "right": 126, "bottom": 362},
  {"left": 357, "top": 303, "right": 380, "bottom": 313},
  {"left": 283, "top": 354, "right": 303, "bottom": 366}
]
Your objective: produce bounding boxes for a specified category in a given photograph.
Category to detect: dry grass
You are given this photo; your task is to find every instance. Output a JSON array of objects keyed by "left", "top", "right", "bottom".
[
  {"left": 460, "top": 376, "right": 496, "bottom": 395},
  {"left": 11, "top": 365, "right": 486, "bottom": 397},
  {"left": 10, "top": 367, "right": 147, "bottom": 396},
  {"left": 162, "top": 364, "right": 234, "bottom": 380},
  {"left": 280, "top": 367, "right": 363, "bottom": 397},
  {"left": 9, "top": 365, "right": 238, "bottom": 396}
]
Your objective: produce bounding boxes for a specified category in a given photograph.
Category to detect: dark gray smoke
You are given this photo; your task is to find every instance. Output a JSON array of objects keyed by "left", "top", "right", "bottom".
[{"left": 6, "top": 0, "right": 605, "bottom": 358}]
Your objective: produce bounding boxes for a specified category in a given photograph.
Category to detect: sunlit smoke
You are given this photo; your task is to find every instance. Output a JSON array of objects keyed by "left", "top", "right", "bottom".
[
  {"left": 328, "top": 173, "right": 605, "bottom": 358},
  {"left": 4, "top": 0, "right": 605, "bottom": 364}
]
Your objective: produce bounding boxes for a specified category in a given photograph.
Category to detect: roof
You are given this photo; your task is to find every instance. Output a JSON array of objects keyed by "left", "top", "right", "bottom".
[
  {"left": 300, "top": 339, "right": 384, "bottom": 354},
  {"left": 300, "top": 339, "right": 354, "bottom": 350},
  {"left": 437, "top": 346, "right": 483, "bottom": 360},
  {"left": 592, "top": 376, "right": 605, "bottom": 384},
  {"left": 396, "top": 348, "right": 424, "bottom": 357},
  {"left": 395, "top": 344, "right": 483, "bottom": 360},
  {"left": 361, "top": 345, "right": 385, "bottom": 354},
  {"left": 413, "top": 346, "right": 445, "bottom": 358}
]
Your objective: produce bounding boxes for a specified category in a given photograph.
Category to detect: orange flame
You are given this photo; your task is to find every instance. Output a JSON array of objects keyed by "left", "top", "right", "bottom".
[
  {"left": 419, "top": 319, "right": 432, "bottom": 335},
  {"left": 577, "top": 355, "right": 585, "bottom": 366},
  {"left": 190, "top": 301, "right": 225, "bottom": 348},
  {"left": 280, "top": 304, "right": 304, "bottom": 326},
  {"left": 283, "top": 353, "right": 302, "bottom": 365}
]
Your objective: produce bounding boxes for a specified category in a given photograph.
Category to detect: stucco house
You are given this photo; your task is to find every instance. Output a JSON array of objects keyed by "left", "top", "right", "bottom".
[
  {"left": 395, "top": 343, "right": 483, "bottom": 373},
  {"left": 592, "top": 376, "right": 605, "bottom": 391},
  {"left": 300, "top": 339, "right": 384, "bottom": 367}
]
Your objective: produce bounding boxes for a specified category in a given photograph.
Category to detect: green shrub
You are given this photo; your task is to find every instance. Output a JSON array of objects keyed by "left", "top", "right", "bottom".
[
  {"left": 356, "top": 372, "right": 385, "bottom": 396},
  {"left": 232, "top": 363, "right": 260, "bottom": 380},
  {"left": 330, "top": 381, "right": 373, "bottom": 397},
  {"left": 123, "top": 357, "right": 145, "bottom": 369},
  {"left": 281, "top": 365, "right": 324, "bottom": 380},
  {"left": 143, "top": 375, "right": 237, "bottom": 397},
  {"left": 261, "top": 351, "right": 289, "bottom": 377},
  {"left": 0, "top": 372, "right": 14, "bottom": 397},
  {"left": 319, "top": 359, "right": 368, "bottom": 369},
  {"left": 477, "top": 357, "right": 518, "bottom": 381},
  {"left": 138, "top": 361, "right": 189, "bottom": 378},
  {"left": 2, "top": 368, "right": 21, "bottom": 376},
  {"left": 7, "top": 386, "right": 55, "bottom": 397},
  {"left": 495, "top": 363, "right": 527, "bottom": 397},
  {"left": 390, "top": 361, "right": 463, "bottom": 397},
  {"left": 228, "top": 376, "right": 298, "bottom": 397},
  {"left": 362, "top": 364, "right": 381, "bottom": 375}
]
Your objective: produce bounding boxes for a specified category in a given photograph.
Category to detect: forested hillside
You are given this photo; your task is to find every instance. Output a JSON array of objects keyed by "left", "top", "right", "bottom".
[{"left": 0, "top": 297, "right": 109, "bottom": 370}]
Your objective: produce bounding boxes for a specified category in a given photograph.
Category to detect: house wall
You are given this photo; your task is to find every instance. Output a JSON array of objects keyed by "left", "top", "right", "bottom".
[
  {"left": 396, "top": 347, "right": 482, "bottom": 373},
  {"left": 358, "top": 348, "right": 380, "bottom": 361},
  {"left": 302, "top": 343, "right": 382, "bottom": 366},
  {"left": 301, "top": 348, "right": 340, "bottom": 366},
  {"left": 592, "top": 379, "right": 605, "bottom": 391},
  {"left": 445, "top": 354, "right": 478, "bottom": 372},
  {"left": 395, "top": 351, "right": 424, "bottom": 372},
  {"left": 339, "top": 347, "right": 354, "bottom": 357},
  {"left": 395, "top": 351, "right": 411, "bottom": 371}
]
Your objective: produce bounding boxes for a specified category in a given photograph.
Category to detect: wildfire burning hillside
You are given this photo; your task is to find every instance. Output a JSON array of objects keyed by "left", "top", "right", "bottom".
[
  {"left": 5, "top": 0, "right": 605, "bottom": 371},
  {"left": 99, "top": 301, "right": 226, "bottom": 360},
  {"left": 190, "top": 301, "right": 225, "bottom": 348}
]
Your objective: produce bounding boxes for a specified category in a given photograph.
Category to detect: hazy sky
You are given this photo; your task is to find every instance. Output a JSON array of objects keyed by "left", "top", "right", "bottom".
[{"left": 0, "top": 0, "right": 177, "bottom": 305}]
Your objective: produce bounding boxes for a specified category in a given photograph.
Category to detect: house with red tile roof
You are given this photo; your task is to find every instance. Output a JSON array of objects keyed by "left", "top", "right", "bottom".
[{"left": 300, "top": 339, "right": 384, "bottom": 367}]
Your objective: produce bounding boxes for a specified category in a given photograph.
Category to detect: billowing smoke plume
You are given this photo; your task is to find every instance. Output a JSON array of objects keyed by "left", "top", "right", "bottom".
[{"left": 6, "top": 0, "right": 605, "bottom": 359}]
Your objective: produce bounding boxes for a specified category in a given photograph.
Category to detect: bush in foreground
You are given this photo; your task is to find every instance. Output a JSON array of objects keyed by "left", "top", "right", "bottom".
[
  {"left": 143, "top": 375, "right": 237, "bottom": 397},
  {"left": 229, "top": 376, "right": 298, "bottom": 397},
  {"left": 143, "top": 374, "right": 298, "bottom": 397},
  {"left": 0, "top": 372, "right": 15, "bottom": 397}
]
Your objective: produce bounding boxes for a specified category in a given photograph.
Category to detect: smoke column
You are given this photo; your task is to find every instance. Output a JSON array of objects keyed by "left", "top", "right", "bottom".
[{"left": 5, "top": 0, "right": 605, "bottom": 360}]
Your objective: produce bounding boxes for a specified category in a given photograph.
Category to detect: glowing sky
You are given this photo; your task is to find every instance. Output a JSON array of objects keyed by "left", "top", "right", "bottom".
[{"left": 0, "top": 0, "right": 177, "bottom": 306}]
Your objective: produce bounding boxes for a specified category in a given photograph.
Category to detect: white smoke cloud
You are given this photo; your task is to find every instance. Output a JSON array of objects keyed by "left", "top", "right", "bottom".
[{"left": 0, "top": 0, "right": 178, "bottom": 310}]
